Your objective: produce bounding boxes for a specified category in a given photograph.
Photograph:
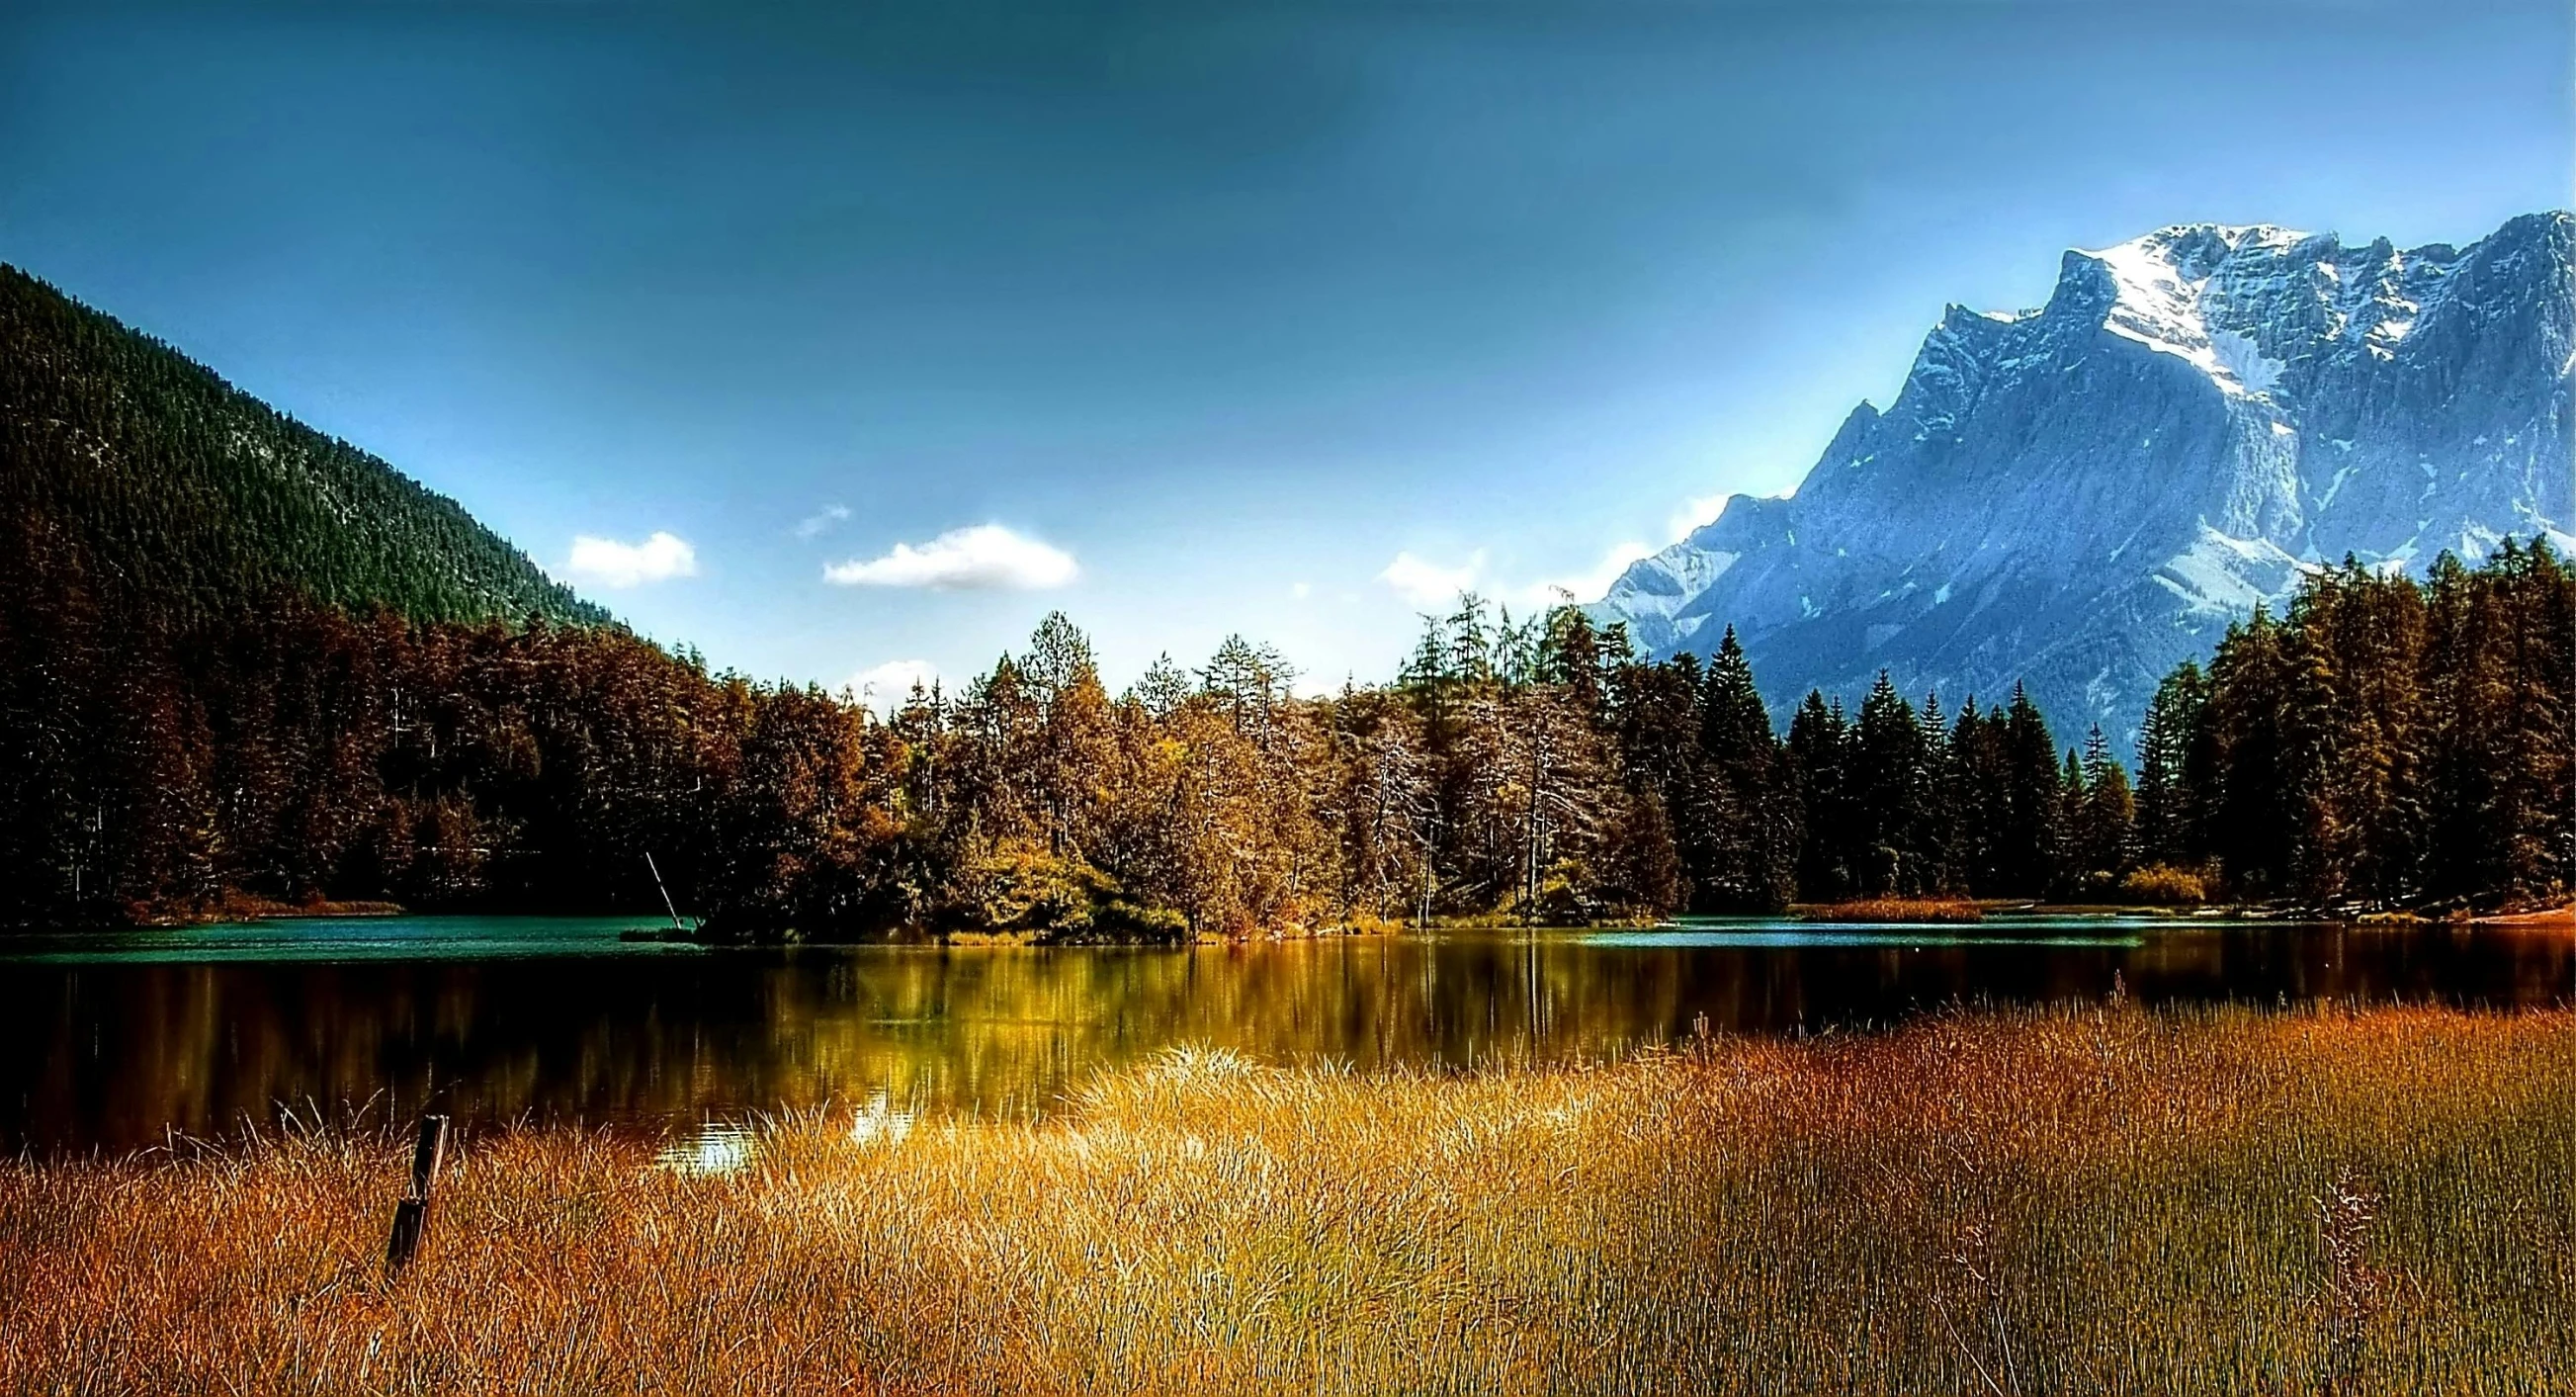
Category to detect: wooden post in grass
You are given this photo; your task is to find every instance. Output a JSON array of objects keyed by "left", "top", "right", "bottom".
[{"left": 384, "top": 1114, "right": 449, "bottom": 1281}]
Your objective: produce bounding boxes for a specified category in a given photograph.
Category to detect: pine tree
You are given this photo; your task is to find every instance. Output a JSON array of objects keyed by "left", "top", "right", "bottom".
[
  {"left": 1852, "top": 672, "right": 1927, "bottom": 895},
  {"left": 1943, "top": 698, "right": 2003, "bottom": 895},
  {"left": 1914, "top": 692, "right": 1957, "bottom": 892},
  {"left": 1995, "top": 684, "right": 2062, "bottom": 898},
  {"left": 1537, "top": 606, "right": 1605, "bottom": 715},
  {"left": 2489, "top": 540, "right": 2575, "bottom": 901},
  {"left": 1444, "top": 593, "right": 1494, "bottom": 685},
  {"left": 1785, "top": 690, "right": 1853, "bottom": 900},
  {"left": 1202, "top": 635, "right": 1293, "bottom": 735},
  {"left": 1695, "top": 628, "right": 1793, "bottom": 911},
  {"left": 2201, "top": 607, "right": 2297, "bottom": 897},
  {"left": 2077, "top": 725, "right": 2135, "bottom": 884},
  {"left": 2420, "top": 551, "right": 2489, "bottom": 901},
  {"left": 2133, "top": 661, "right": 2206, "bottom": 868},
  {"left": 2055, "top": 747, "right": 2089, "bottom": 897}
]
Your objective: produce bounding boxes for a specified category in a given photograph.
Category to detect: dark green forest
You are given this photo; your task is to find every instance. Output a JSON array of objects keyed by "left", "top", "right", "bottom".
[
  {"left": 1, "top": 266, "right": 600, "bottom": 629},
  {"left": 3, "top": 265, "right": 2568, "bottom": 933}
]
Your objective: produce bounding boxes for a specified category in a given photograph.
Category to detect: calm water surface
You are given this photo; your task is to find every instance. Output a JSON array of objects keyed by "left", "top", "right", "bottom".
[{"left": 3, "top": 915, "right": 2567, "bottom": 1151}]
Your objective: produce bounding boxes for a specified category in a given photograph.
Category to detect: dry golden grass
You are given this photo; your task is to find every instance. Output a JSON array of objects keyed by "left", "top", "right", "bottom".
[
  {"left": 5, "top": 1004, "right": 2573, "bottom": 1395},
  {"left": 1801, "top": 896, "right": 1988, "bottom": 923}
]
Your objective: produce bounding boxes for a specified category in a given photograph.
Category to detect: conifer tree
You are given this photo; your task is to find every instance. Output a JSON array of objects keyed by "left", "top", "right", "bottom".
[
  {"left": 2133, "top": 661, "right": 2207, "bottom": 867},
  {"left": 1445, "top": 593, "right": 1494, "bottom": 685},
  {"left": 1785, "top": 691, "right": 1854, "bottom": 900},
  {"left": 1695, "top": 628, "right": 1793, "bottom": 910},
  {"left": 1914, "top": 692, "right": 1958, "bottom": 892},
  {"left": 2200, "top": 607, "right": 2296, "bottom": 896},
  {"left": 1995, "top": 684, "right": 2062, "bottom": 898},
  {"left": 1538, "top": 606, "right": 1606, "bottom": 716},
  {"left": 1943, "top": 698, "right": 2004, "bottom": 894},
  {"left": 2055, "top": 747, "right": 2089, "bottom": 896},
  {"left": 2077, "top": 725, "right": 2135, "bottom": 884},
  {"left": 1852, "top": 672, "right": 1927, "bottom": 895}
]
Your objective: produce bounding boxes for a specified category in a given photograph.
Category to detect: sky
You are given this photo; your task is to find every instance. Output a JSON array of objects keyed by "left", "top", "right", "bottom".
[{"left": 4, "top": 0, "right": 2569, "bottom": 703}]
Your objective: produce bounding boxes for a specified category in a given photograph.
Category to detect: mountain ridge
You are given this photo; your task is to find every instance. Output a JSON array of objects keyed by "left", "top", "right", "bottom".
[{"left": 1592, "top": 211, "right": 2575, "bottom": 743}]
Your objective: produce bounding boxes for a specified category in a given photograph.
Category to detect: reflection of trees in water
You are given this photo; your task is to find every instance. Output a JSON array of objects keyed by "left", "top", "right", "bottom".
[{"left": 6, "top": 926, "right": 2569, "bottom": 1150}]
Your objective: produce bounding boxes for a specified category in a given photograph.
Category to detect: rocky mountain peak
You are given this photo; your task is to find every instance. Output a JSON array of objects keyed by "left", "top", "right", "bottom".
[{"left": 1589, "top": 212, "right": 2573, "bottom": 746}]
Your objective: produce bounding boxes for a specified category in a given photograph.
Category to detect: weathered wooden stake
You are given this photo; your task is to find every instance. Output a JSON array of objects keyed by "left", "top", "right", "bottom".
[{"left": 384, "top": 1113, "right": 450, "bottom": 1281}]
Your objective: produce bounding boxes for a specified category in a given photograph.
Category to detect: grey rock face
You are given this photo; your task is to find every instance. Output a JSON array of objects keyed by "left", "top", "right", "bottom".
[{"left": 1592, "top": 213, "right": 2574, "bottom": 747}]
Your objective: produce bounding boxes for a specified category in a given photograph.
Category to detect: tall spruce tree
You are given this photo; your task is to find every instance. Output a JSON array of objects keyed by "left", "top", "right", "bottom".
[
  {"left": 1944, "top": 699, "right": 2005, "bottom": 894},
  {"left": 1852, "top": 673, "right": 1927, "bottom": 896},
  {"left": 2133, "top": 661, "right": 2207, "bottom": 868},
  {"left": 2076, "top": 725, "right": 2136, "bottom": 885},
  {"left": 1785, "top": 691, "right": 1854, "bottom": 900},
  {"left": 1696, "top": 628, "right": 1793, "bottom": 911},
  {"left": 1915, "top": 692, "right": 1958, "bottom": 892},
  {"left": 2201, "top": 607, "right": 2296, "bottom": 896},
  {"left": 2055, "top": 747, "right": 2089, "bottom": 896},
  {"left": 1995, "top": 685, "right": 2062, "bottom": 898}
]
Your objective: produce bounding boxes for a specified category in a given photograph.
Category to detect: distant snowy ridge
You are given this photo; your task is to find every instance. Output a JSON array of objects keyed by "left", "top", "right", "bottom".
[{"left": 1591, "top": 212, "right": 2575, "bottom": 744}]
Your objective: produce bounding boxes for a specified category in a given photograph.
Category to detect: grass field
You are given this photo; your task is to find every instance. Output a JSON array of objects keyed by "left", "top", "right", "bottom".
[{"left": 4, "top": 1004, "right": 2572, "bottom": 1394}]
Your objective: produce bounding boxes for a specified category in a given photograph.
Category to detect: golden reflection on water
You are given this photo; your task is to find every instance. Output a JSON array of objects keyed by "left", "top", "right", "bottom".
[
  {"left": 848, "top": 1091, "right": 916, "bottom": 1147},
  {"left": 3, "top": 921, "right": 2568, "bottom": 1151},
  {"left": 658, "top": 1122, "right": 757, "bottom": 1177}
]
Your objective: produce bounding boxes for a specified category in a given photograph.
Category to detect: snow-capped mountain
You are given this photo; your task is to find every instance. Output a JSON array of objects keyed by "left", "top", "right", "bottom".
[{"left": 1592, "top": 212, "right": 2574, "bottom": 744}]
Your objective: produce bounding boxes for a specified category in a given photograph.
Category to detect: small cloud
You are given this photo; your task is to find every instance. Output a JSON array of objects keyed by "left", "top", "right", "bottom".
[
  {"left": 1667, "top": 494, "right": 1728, "bottom": 542},
  {"left": 1289, "top": 580, "right": 1312, "bottom": 600},
  {"left": 823, "top": 524, "right": 1077, "bottom": 590},
  {"left": 846, "top": 658, "right": 939, "bottom": 713},
  {"left": 564, "top": 531, "right": 697, "bottom": 588},
  {"left": 1514, "top": 540, "right": 1655, "bottom": 608},
  {"left": 1378, "top": 550, "right": 1485, "bottom": 607},
  {"left": 1378, "top": 540, "right": 1664, "bottom": 611},
  {"left": 795, "top": 503, "right": 853, "bottom": 539}
]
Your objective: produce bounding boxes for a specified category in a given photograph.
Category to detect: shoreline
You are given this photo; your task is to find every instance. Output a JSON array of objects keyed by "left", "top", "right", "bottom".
[
  {"left": 128, "top": 896, "right": 408, "bottom": 927},
  {"left": 16, "top": 898, "right": 2567, "bottom": 942}
]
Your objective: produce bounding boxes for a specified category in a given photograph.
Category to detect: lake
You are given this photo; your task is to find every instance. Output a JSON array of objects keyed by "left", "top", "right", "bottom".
[{"left": 3, "top": 915, "right": 2567, "bottom": 1152}]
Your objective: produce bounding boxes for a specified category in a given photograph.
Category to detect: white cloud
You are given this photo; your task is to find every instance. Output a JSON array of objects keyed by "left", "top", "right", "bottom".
[
  {"left": 1667, "top": 494, "right": 1729, "bottom": 542},
  {"left": 1377, "top": 550, "right": 1486, "bottom": 607},
  {"left": 564, "top": 531, "right": 698, "bottom": 588},
  {"left": 846, "top": 658, "right": 939, "bottom": 713},
  {"left": 1289, "top": 580, "right": 1312, "bottom": 600},
  {"left": 795, "top": 503, "right": 852, "bottom": 539},
  {"left": 823, "top": 524, "right": 1077, "bottom": 590},
  {"left": 1377, "top": 541, "right": 1655, "bottom": 612},
  {"left": 1513, "top": 540, "right": 1655, "bottom": 608}
]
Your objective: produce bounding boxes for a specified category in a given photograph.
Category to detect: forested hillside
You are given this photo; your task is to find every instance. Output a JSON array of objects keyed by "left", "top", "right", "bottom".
[{"left": 0, "top": 266, "right": 602, "bottom": 629}]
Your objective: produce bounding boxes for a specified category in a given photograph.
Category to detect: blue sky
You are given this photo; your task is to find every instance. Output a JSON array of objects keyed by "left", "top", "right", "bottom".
[{"left": 5, "top": 1, "right": 2568, "bottom": 700}]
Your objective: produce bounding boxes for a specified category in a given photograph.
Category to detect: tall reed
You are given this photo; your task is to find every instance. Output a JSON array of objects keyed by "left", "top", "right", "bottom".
[{"left": 4, "top": 1004, "right": 2571, "bottom": 1394}]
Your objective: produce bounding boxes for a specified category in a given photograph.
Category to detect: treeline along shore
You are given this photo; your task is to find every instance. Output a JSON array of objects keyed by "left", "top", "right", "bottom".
[{"left": 3, "top": 510, "right": 2566, "bottom": 936}]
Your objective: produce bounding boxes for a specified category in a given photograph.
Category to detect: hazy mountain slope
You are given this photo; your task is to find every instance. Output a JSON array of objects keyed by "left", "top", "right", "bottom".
[
  {"left": 0, "top": 264, "right": 605, "bottom": 628},
  {"left": 1594, "top": 212, "right": 2575, "bottom": 742}
]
